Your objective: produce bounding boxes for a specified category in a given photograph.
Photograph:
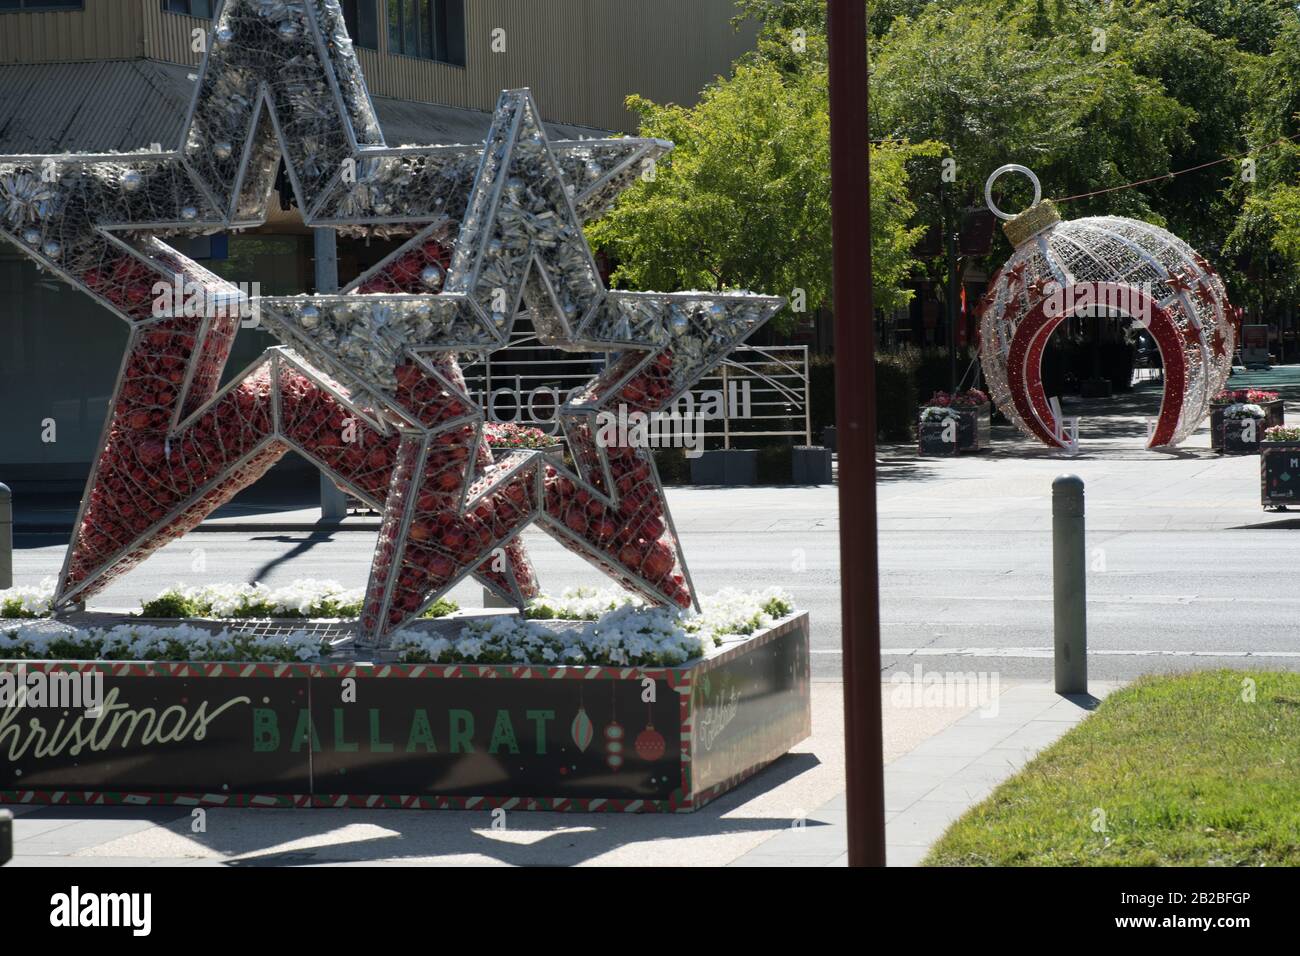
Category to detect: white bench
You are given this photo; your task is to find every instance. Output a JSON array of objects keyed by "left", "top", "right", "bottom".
[{"left": 1049, "top": 397, "right": 1080, "bottom": 455}]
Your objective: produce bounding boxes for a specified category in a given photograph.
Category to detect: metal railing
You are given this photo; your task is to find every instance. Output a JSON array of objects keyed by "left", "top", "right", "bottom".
[
  {"left": 460, "top": 331, "right": 813, "bottom": 449},
  {"left": 690, "top": 345, "right": 811, "bottom": 449},
  {"left": 461, "top": 347, "right": 604, "bottom": 435}
]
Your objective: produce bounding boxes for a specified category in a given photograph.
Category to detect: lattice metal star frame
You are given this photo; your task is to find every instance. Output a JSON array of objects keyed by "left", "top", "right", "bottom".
[{"left": 0, "top": 0, "right": 783, "bottom": 645}]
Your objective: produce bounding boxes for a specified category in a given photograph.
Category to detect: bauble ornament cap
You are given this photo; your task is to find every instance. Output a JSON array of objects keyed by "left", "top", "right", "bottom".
[
  {"left": 985, "top": 164, "right": 1057, "bottom": 247},
  {"left": 1003, "top": 200, "right": 1062, "bottom": 248}
]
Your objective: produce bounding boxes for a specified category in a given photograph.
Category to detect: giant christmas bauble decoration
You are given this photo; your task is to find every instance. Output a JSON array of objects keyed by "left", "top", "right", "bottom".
[{"left": 977, "top": 165, "right": 1234, "bottom": 450}]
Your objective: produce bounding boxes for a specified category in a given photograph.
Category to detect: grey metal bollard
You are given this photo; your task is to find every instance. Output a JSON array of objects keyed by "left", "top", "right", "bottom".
[
  {"left": 1052, "top": 475, "right": 1087, "bottom": 694},
  {"left": 320, "top": 472, "right": 348, "bottom": 521},
  {"left": 0, "top": 483, "right": 11, "bottom": 590}
]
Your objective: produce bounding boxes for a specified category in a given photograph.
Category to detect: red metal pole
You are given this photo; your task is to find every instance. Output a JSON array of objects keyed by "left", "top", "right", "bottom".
[{"left": 827, "top": 0, "right": 886, "bottom": 866}]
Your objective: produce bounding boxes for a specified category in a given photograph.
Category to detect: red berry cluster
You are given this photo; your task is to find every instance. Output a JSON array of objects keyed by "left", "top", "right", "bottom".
[
  {"left": 278, "top": 367, "right": 398, "bottom": 503},
  {"left": 543, "top": 446, "right": 689, "bottom": 608},
  {"left": 80, "top": 253, "right": 165, "bottom": 322},
  {"left": 69, "top": 360, "right": 279, "bottom": 590},
  {"left": 616, "top": 351, "right": 681, "bottom": 411},
  {"left": 362, "top": 424, "right": 542, "bottom": 630},
  {"left": 355, "top": 239, "right": 450, "bottom": 294}
]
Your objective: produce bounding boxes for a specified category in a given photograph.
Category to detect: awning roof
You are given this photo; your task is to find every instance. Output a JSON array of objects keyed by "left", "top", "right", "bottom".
[{"left": 0, "top": 59, "right": 610, "bottom": 154}]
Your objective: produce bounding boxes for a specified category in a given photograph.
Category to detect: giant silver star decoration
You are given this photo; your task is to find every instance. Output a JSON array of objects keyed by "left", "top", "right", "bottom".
[{"left": 0, "top": 0, "right": 782, "bottom": 644}]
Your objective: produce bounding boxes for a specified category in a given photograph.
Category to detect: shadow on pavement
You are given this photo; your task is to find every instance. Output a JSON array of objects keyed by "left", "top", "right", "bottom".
[
  {"left": 9, "top": 752, "right": 826, "bottom": 867},
  {"left": 248, "top": 531, "right": 352, "bottom": 583}
]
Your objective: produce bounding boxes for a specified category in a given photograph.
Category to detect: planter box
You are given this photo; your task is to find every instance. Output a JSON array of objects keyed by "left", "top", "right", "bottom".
[
  {"left": 1221, "top": 417, "right": 1264, "bottom": 456},
  {"left": 1261, "top": 442, "right": 1300, "bottom": 507},
  {"left": 1211, "top": 400, "right": 1284, "bottom": 451},
  {"left": 791, "top": 446, "right": 832, "bottom": 484},
  {"left": 957, "top": 403, "right": 992, "bottom": 452},
  {"left": 0, "top": 613, "right": 811, "bottom": 813},
  {"left": 689, "top": 448, "right": 757, "bottom": 485},
  {"left": 918, "top": 404, "right": 990, "bottom": 456},
  {"left": 918, "top": 419, "right": 960, "bottom": 456}
]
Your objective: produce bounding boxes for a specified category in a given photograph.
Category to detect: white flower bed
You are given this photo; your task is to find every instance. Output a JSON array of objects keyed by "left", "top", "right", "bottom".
[
  {"left": 0, "top": 621, "right": 325, "bottom": 663},
  {"left": 0, "top": 578, "right": 56, "bottom": 619},
  {"left": 524, "top": 585, "right": 646, "bottom": 620},
  {"left": 393, "top": 588, "right": 794, "bottom": 667},
  {"left": 0, "top": 581, "right": 795, "bottom": 667},
  {"left": 1223, "top": 402, "right": 1265, "bottom": 420},
  {"left": 689, "top": 586, "right": 792, "bottom": 638},
  {"left": 141, "top": 579, "right": 367, "bottom": 619}
]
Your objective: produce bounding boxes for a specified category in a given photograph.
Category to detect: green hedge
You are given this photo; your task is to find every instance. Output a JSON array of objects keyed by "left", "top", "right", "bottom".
[
  {"left": 653, "top": 447, "right": 691, "bottom": 485},
  {"left": 875, "top": 351, "right": 918, "bottom": 441},
  {"left": 811, "top": 346, "right": 979, "bottom": 442},
  {"left": 809, "top": 353, "right": 836, "bottom": 439}
]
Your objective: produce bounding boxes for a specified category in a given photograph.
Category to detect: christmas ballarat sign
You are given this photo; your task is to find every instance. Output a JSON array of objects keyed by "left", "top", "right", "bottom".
[
  {"left": 0, "top": 0, "right": 807, "bottom": 812},
  {"left": 0, "top": 614, "right": 810, "bottom": 812}
]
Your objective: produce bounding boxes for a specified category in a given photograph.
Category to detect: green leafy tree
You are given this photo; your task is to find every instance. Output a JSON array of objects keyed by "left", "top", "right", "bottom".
[
  {"left": 587, "top": 61, "right": 932, "bottom": 331},
  {"left": 872, "top": 4, "right": 1196, "bottom": 258},
  {"left": 1225, "top": 15, "right": 1300, "bottom": 318}
]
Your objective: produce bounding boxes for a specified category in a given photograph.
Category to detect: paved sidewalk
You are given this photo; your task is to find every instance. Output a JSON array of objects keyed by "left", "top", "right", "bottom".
[{"left": 730, "top": 681, "right": 1119, "bottom": 867}]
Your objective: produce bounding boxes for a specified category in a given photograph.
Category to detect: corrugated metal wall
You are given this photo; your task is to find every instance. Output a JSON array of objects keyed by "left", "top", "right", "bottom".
[
  {"left": 0, "top": 0, "right": 143, "bottom": 64},
  {"left": 2, "top": 1, "right": 756, "bottom": 133},
  {"left": 0, "top": 60, "right": 194, "bottom": 152},
  {"left": 358, "top": 0, "right": 759, "bottom": 132},
  {"left": 141, "top": 1, "right": 206, "bottom": 65}
]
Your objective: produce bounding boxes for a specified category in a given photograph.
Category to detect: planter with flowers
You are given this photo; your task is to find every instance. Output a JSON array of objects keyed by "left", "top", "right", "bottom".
[
  {"left": 1220, "top": 403, "right": 1266, "bottom": 456},
  {"left": 1210, "top": 390, "right": 1283, "bottom": 452},
  {"left": 918, "top": 389, "right": 990, "bottom": 455},
  {"left": 483, "top": 421, "right": 565, "bottom": 466},
  {"left": 0, "top": 583, "right": 809, "bottom": 813},
  {"left": 1260, "top": 426, "right": 1300, "bottom": 509}
]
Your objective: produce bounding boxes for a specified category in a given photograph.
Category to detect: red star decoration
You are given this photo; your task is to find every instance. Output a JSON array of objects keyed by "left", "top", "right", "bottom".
[
  {"left": 1211, "top": 329, "right": 1228, "bottom": 358},
  {"left": 1006, "top": 262, "right": 1028, "bottom": 291},
  {"left": 1027, "top": 277, "right": 1054, "bottom": 300},
  {"left": 1182, "top": 322, "right": 1202, "bottom": 349}
]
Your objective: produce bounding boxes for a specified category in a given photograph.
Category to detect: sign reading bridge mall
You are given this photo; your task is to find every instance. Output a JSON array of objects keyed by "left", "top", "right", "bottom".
[{"left": 0, "top": 615, "right": 810, "bottom": 811}]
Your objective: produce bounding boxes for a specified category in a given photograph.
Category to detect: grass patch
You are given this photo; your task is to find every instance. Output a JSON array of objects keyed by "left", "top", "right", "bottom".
[{"left": 924, "top": 671, "right": 1300, "bottom": 866}]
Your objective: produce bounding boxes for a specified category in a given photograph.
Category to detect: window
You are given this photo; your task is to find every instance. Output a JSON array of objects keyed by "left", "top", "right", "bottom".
[
  {"left": 387, "top": 0, "right": 464, "bottom": 66},
  {"left": 0, "top": 1, "right": 84, "bottom": 11},
  {"left": 160, "top": 0, "right": 213, "bottom": 16},
  {"left": 341, "top": 0, "right": 379, "bottom": 50}
]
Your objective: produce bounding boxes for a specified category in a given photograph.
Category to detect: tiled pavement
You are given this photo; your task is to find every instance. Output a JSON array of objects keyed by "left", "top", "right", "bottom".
[{"left": 730, "top": 682, "right": 1119, "bottom": 867}]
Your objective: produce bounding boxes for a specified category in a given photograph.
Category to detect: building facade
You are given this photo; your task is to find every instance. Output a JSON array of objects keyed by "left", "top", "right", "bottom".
[{"left": 0, "top": 0, "right": 758, "bottom": 486}]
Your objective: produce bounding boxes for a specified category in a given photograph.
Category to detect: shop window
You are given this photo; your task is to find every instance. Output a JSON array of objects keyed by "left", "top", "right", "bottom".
[{"left": 387, "top": 0, "right": 464, "bottom": 66}]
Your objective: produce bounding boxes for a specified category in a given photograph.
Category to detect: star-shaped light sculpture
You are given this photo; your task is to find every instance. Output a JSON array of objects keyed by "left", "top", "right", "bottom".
[{"left": 0, "top": 0, "right": 782, "bottom": 644}]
